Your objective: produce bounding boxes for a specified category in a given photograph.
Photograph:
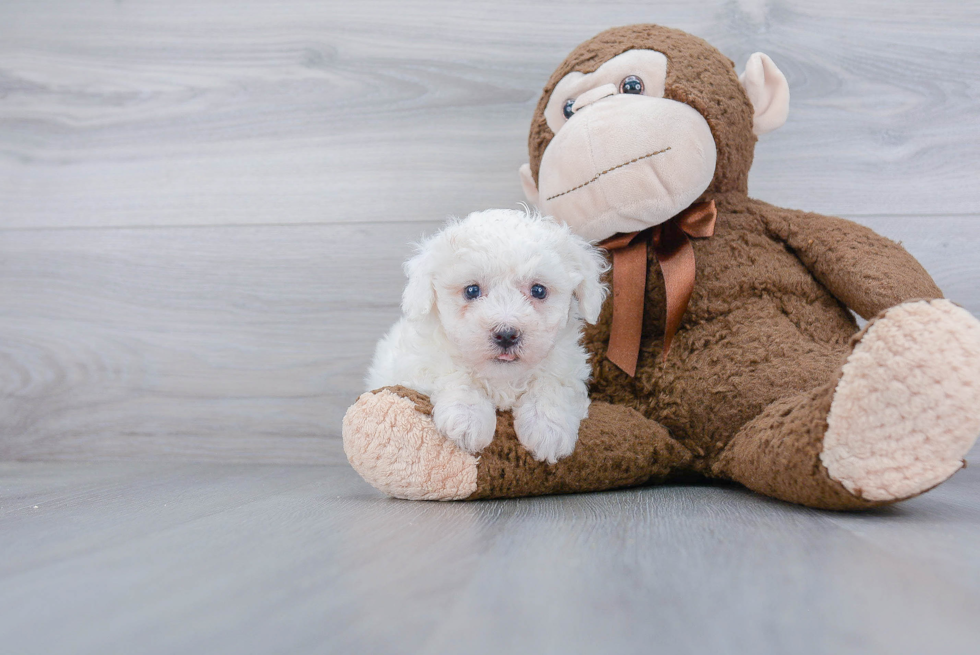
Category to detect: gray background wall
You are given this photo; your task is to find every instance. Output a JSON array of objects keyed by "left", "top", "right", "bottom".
[{"left": 2, "top": 0, "right": 978, "bottom": 464}]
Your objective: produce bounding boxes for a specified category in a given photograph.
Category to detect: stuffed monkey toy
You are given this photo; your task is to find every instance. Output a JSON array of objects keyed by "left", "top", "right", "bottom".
[{"left": 343, "top": 25, "right": 980, "bottom": 509}]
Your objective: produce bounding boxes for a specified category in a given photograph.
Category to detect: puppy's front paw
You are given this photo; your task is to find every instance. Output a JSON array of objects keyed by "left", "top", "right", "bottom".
[
  {"left": 514, "top": 404, "right": 580, "bottom": 464},
  {"left": 433, "top": 399, "right": 497, "bottom": 454}
]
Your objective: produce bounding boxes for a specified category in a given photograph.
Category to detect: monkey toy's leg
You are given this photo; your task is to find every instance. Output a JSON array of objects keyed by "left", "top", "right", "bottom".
[
  {"left": 343, "top": 386, "right": 693, "bottom": 501},
  {"left": 712, "top": 299, "right": 980, "bottom": 510}
]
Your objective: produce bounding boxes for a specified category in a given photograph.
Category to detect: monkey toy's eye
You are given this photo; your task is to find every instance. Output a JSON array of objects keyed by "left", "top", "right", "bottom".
[
  {"left": 562, "top": 98, "right": 576, "bottom": 119},
  {"left": 530, "top": 284, "right": 547, "bottom": 300},
  {"left": 620, "top": 75, "right": 644, "bottom": 94},
  {"left": 464, "top": 284, "right": 481, "bottom": 300}
]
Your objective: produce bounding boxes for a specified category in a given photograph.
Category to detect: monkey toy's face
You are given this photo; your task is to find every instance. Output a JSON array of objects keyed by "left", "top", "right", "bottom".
[
  {"left": 520, "top": 33, "right": 790, "bottom": 243},
  {"left": 532, "top": 50, "right": 715, "bottom": 242}
]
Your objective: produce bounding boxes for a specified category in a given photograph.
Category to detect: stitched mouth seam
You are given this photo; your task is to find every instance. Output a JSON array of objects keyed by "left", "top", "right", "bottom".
[{"left": 544, "top": 146, "right": 672, "bottom": 202}]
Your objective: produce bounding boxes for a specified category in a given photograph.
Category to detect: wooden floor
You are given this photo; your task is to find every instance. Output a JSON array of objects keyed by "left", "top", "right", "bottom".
[
  {"left": 2, "top": 461, "right": 979, "bottom": 655},
  {"left": 2, "top": 0, "right": 979, "bottom": 652}
]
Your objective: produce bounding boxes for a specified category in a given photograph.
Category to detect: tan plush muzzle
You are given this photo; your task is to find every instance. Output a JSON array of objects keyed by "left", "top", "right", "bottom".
[{"left": 536, "top": 93, "right": 717, "bottom": 243}]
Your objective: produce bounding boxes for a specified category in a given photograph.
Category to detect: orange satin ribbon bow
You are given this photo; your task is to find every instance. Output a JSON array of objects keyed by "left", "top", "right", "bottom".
[{"left": 599, "top": 200, "right": 717, "bottom": 377}]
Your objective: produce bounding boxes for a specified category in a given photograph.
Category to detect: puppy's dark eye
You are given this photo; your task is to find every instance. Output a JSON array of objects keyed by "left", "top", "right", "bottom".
[
  {"left": 530, "top": 284, "right": 547, "bottom": 300},
  {"left": 620, "top": 75, "right": 644, "bottom": 94},
  {"left": 562, "top": 98, "right": 575, "bottom": 119},
  {"left": 463, "top": 284, "right": 481, "bottom": 300}
]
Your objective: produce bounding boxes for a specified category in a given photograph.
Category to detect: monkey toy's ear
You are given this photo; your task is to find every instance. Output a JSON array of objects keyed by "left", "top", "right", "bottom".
[
  {"left": 518, "top": 163, "right": 540, "bottom": 206},
  {"left": 739, "top": 52, "right": 790, "bottom": 136}
]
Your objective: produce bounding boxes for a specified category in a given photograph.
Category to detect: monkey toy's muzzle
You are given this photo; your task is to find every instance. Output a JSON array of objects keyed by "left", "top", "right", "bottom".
[{"left": 536, "top": 94, "right": 717, "bottom": 243}]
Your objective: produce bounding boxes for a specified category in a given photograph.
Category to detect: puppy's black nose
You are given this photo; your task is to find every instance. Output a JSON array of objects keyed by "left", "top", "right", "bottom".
[{"left": 492, "top": 327, "right": 521, "bottom": 349}]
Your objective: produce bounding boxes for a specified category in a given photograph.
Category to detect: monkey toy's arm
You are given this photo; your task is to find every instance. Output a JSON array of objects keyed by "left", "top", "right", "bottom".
[{"left": 753, "top": 198, "right": 942, "bottom": 318}]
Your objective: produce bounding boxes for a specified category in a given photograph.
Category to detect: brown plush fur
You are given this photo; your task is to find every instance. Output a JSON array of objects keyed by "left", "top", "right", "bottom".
[
  {"left": 584, "top": 193, "right": 941, "bottom": 474},
  {"left": 471, "top": 402, "right": 693, "bottom": 499}
]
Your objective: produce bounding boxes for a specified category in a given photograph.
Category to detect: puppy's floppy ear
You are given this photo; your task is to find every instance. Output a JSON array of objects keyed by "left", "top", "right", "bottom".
[
  {"left": 566, "top": 233, "right": 609, "bottom": 325},
  {"left": 401, "top": 243, "right": 437, "bottom": 321}
]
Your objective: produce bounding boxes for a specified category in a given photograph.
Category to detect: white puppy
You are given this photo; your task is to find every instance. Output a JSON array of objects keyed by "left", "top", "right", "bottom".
[{"left": 366, "top": 208, "right": 608, "bottom": 463}]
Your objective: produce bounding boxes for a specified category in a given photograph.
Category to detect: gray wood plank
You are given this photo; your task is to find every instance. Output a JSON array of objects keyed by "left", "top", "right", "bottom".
[
  {"left": 0, "top": 221, "right": 438, "bottom": 462},
  {"left": 1, "top": 461, "right": 979, "bottom": 655},
  {"left": 823, "top": 469, "right": 980, "bottom": 597},
  {"left": 1, "top": 1, "right": 979, "bottom": 230},
  {"left": 0, "top": 462, "right": 331, "bottom": 576},
  {"left": 2, "top": 216, "right": 977, "bottom": 463}
]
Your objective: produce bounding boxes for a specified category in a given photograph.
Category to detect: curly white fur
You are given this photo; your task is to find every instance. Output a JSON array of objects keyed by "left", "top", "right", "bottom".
[{"left": 366, "top": 208, "right": 609, "bottom": 463}]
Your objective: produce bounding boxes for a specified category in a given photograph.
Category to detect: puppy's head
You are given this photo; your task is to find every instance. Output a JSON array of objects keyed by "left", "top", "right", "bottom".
[{"left": 402, "top": 208, "right": 608, "bottom": 376}]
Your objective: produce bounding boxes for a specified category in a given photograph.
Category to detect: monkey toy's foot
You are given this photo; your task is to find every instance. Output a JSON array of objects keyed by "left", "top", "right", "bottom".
[
  {"left": 714, "top": 299, "right": 980, "bottom": 510},
  {"left": 342, "top": 386, "right": 692, "bottom": 501},
  {"left": 821, "top": 299, "right": 980, "bottom": 502}
]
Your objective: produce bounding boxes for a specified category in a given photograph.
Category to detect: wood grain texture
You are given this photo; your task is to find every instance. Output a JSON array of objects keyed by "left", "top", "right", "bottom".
[
  {"left": 0, "top": 221, "right": 443, "bottom": 463},
  {"left": 1, "top": 0, "right": 978, "bottom": 229},
  {"left": 1, "top": 461, "right": 979, "bottom": 654}
]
